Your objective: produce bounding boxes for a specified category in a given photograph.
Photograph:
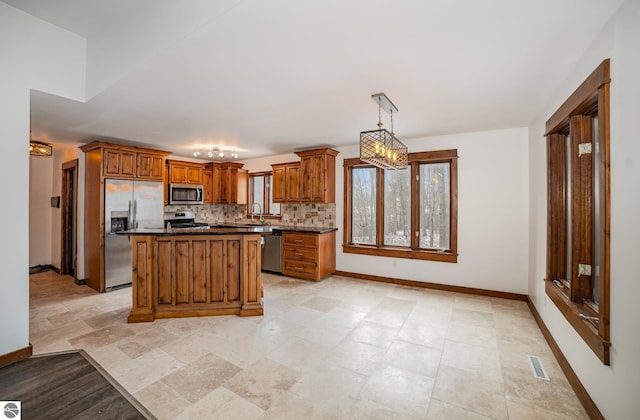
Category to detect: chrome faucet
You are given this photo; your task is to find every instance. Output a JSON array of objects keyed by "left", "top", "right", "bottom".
[{"left": 251, "top": 203, "right": 264, "bottom": 224}]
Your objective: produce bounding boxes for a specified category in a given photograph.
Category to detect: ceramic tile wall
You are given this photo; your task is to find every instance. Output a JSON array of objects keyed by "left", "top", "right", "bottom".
[{"left": 164, "top": 203, "right": 336, "bottom": 228}]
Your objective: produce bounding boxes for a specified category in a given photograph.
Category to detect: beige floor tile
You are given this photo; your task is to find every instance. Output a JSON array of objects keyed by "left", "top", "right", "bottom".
[
  {"left": 134, "top": 380, "right": 192, "bottom": 420},
  {"left": 359, "top": 363, "right": 434, "bottom": 418},
  {"left": 397, "top": 321, "right": 447, "bottom": 349},
  {"left": 224, "top": 358, "right": 299, "bottom": 410},
  {"left": 506, "top": 399, "right": 581, "bottom": 420},
  {"left": 161, "top": 352, "right": 241, "bottom": 403},
  {"left": 289, "top": 361, "right": 367, "bottom": 403},
  {"left": 451, "top": 308, "right": 495, "bottom": 329},
  {"left": 109, "top": 348, "right": 185, "bottom": 394},
  {"left": 261, "top": 390, "right": 339, "bottom": 420},
  {"left": 383, "top": 339, "right": 442, "bottom": 378},
  {"left": 323, "top": 338, "right": 388, "bottom": 376},
  {"left": 267, "top": 336, "right": 329, "bottom": 371},
  {"left": 175, "top": 387, "right": 263, "bottom": 420},
  {"left": 442, "top": 340, "right": 503, "bottom": 379},
  {"left": 433, "top": 365, "right": 508, "bottom": 420},
  {"left": 447, "top": 322, "right": 498, "bottom": 349},
  {"left": 426, "top": 398, "right": 494, "bottom": 419},
  {"left": 28, "top": 272, "right": 589, "bottom": 419},
  {"left": 68, "top": 323, "right": 136, "bottom": 351},
  {"left": 347, "top": 320, "right": 399, "bottom": 349},
  {"left": 503, "top": 365, "right": 588, "bottom": 419}
]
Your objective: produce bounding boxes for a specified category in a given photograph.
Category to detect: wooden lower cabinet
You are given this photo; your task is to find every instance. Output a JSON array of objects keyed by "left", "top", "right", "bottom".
[
  {"left": 128, "top": 233, "right": 263, "bottom": 322},
  {"left": 282, "top": 231, "right": 336, "bottom": 281}
]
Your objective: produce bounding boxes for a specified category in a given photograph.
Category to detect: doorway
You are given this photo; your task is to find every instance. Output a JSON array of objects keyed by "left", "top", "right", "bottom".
[{"left": 61, "top": 159, "right": 79, "bottom": 282}]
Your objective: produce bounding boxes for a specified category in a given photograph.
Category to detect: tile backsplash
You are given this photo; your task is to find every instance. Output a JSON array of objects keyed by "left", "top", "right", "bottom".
[{"left": 164, "top": 203, "right": 336, "bottom": 228}]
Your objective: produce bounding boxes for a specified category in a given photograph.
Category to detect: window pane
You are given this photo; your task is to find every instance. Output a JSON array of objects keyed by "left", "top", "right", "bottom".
[
  {"left": 384, "top": 168, "right": 411, "bottom": 246},
  {"left": 419, "top": 163, "right": 450, "bottom": 249},
  {"left": 252, "top": 175, "right": 265, "bottom": 213},
  {"left": 267, "top": 174, "right": 280, "bottom": 215},
  {"left": 351, "top": 167, "right": 376, "bottom": 244}
]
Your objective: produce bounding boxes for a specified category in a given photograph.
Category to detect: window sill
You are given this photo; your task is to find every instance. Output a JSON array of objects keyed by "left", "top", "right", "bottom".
[
  {"left": 544, "top": 279, "right": 610, "bottom": 364},
  {"left": 343, "top": 244, "right": 457, "bottom": 263}
]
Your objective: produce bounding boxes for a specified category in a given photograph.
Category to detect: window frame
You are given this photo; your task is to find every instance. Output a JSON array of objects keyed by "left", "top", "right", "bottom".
[
  {"left": 248, "top": 171, "right": 281, "bottom": 218},
  {"left": 544, "top": 59, "right": 611, "bottom": 364},
  {"left": 343, "top": 149, "right": 458, "bottom": 263}
]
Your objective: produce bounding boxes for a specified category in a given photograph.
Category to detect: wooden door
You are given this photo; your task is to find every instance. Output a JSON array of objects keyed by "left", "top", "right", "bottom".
[
  {"left": 286, "top": 164, "right": 300, "bottom": 202},
  {"left": 272, "top": 166, "right": 286, "bottom": 202}
]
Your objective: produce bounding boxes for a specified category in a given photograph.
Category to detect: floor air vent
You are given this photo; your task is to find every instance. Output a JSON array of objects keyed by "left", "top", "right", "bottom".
[{"left": 528, "top": 355, "right": 550, "bottom": 381}]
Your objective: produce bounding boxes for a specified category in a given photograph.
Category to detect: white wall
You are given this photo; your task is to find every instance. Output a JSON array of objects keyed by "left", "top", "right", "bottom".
[
  {"left": 29, "top": 155, "right": 53, "bottom": 267},
  {"left": 0, "top": 2, "right": 85, "bottom": 357},
  {"left": 336, "top": 128, "right": 530, "bottom": 294},
  {"left": 528, "top": 0, "right": 640, "bottom": 417}
]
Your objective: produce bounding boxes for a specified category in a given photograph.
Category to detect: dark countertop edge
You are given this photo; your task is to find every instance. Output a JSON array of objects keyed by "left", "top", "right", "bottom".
[
  {"left": 118, "top": 226, "right": 338, "bottom": 236},
  {"left": 272, "top": 227, "right": 338, "bottom": 234}
]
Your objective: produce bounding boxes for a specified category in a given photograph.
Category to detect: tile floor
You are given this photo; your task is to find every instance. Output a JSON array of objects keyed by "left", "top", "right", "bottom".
[{"left": 28, "top": 271, "right": 588, "bottom": 419}]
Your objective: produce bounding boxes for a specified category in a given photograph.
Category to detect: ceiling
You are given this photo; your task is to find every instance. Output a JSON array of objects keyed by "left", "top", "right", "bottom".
[{"left": 7, "top": 0, "right": 623, "bottom": 160}]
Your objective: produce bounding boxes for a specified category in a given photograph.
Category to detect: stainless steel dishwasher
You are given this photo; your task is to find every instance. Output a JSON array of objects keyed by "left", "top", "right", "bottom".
[{"left": 261, "top": 231, "right": 282, "bottom": 273}]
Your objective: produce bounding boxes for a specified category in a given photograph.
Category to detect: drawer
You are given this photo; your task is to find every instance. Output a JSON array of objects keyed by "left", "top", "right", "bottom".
[
  {"left": 283, "top": 233, "right": 317, "bottom": 248},
  {"left": 283, "top": 245, "right": 317, "bottom": 262},
  {"left": 283, "top": 259, "right": 317, "bottom": 276}
]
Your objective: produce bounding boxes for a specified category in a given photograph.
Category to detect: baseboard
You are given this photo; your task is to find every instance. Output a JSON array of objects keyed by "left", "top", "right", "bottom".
[
  {"left": 334, "top": 270, "right": 527, "bottom": 301},
  {"left": 75, "top": 277, "right": 86, "bottom": 286},
  {"left": 50, "top": 265, "right": 61, "bottom": 274},
  {"left": 0, "top": 343, "right": 33, "bottom": 369},
  {"left": 526, "top": 298, "right": 604, "bottom": 420}
]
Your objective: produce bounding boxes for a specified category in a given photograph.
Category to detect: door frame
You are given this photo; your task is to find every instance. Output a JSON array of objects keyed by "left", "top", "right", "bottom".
[{"left": 61, "top": 158, "right": 80, "bottom": 283}]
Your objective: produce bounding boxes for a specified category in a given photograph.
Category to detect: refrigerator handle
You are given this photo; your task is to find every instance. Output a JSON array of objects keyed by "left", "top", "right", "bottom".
[
  {"left": 128, "top": 200, "right": 133, "bottom": 230},
  {"left": 133, "top": 200, "right": 138, "bottom": 229}
]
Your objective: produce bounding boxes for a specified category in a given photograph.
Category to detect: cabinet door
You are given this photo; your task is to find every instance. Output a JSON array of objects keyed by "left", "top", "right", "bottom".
[
  {"left": 236, "top": 170, "right": 248, "bottom": 205},
  {"left": 137, "top": 153, "right": 164, "bottom": 180},
  {"left": 213, "top": 165, "right": 223, "bottom": 203},
  {"left": 300, "top": 155, "right": 326, "bottom": 202},
  {"left": 187, "top": 167, "right": 202, "bottom": 184},
  {"left": 202, "top": 169, "right": 213, "bottom": 204},
  {"left": 286, "top": 165, "right": 300, "bottom": 202},
  {"left": 227, "top": 169, "right": 238, "bottom": 204},
  {"left": 104, "top": 149, "right": 135, "bottom": 178},
  {"left": 170, "top": 165, "right": 188, "bottom": 184},
  {"left": 272, "top": 166, "right": 286, "bottom": 202},
  {"left": 218, "top": 167, "right": 230, "bottom": 204}
]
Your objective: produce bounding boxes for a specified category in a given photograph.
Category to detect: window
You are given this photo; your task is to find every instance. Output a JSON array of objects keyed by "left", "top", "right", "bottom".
[
  {"left": 249, "top": 172, "right": 280, "bottom": 216},
  {"left": 545, "top": 59, "right": 610, "bottom": 364},
  {"left": 344, "top": 149, "right": 458, "bottom": 263}
]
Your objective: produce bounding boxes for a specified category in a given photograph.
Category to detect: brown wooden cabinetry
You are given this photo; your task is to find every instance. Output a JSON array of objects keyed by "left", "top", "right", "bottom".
[
  {"left": 167, "top": 160, "right": 204, "bottom": 185},
  {"left": 205, "top": 162, "right": 246, "bottom": 204},
  {"left": 128, "top": 233, "right": 263, "bottom": 322},
  {"left": 282, "top": 231, "right": 336, "bottom": 281},
  {"left": 79, "top": 141, "right": 170, "bottom": 292},
  {"left": 202, "top": 168, "right": 213, "bottom": 204},
  {"left": 272, "top": 162, "right": 300, "bottom": 203},
  {"left": 296, "top": 148, "right": 338, "bottom": 203}
]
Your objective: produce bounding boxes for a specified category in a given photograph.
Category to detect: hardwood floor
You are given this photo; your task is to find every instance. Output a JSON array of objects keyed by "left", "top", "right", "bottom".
[{"left": 0, "top": 350, "right": 153, "bottom": 420}]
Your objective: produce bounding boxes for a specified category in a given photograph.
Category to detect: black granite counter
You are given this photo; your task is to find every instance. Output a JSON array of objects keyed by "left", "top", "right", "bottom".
[{"left": 120, "top": 225, "right": 338, "bottom": 236}]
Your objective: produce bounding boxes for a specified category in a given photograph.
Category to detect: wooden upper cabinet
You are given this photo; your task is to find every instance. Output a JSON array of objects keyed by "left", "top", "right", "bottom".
[
  {"left": 167, "top": 160, "right": 204, "bottom": 185},
  {"left": 137, "top": 153, "right": 164, "bottom": 181},
  {"left": 271, "top": 162, "right": 300, "bottom": 203},
  {"left": 237, "top": 169, "right": 248, "bottom": 205},
  {"left": 296, "top": 148, "right": 338, "bottom": 203},
  {"left": 202, "top": 168, "right": 213, "bottom": 204},
  {"left": 214, "top": 162, "right": 245, "bottom": 204},
  {"left": 103, "top": 148, "right": 135, "bottom": 178}
]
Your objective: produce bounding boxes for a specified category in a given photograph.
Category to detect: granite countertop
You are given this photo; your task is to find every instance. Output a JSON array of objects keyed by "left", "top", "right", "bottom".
[{"left": 119, "top": 225, "right": 338, "bottom": 236}]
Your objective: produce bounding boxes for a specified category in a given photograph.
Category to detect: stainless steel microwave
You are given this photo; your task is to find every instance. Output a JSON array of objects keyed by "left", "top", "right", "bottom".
[{"left": 169, "top": 184, "right": 204, "bottom": 205}]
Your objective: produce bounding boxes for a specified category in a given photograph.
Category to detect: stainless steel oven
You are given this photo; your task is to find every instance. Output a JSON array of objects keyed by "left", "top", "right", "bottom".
[{"left": 169, "top": 184, "right": 204, "bottom": 205}]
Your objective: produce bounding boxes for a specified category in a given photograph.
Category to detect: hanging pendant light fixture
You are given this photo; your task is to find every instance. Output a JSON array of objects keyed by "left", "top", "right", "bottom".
[{"left": 360, "top": 93, "right": 408, "bottom": 170}]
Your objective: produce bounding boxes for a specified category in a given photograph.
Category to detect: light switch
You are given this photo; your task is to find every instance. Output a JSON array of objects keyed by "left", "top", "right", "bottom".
[{"left": 578, "top": 264, "right": 592, "bottom": 276}]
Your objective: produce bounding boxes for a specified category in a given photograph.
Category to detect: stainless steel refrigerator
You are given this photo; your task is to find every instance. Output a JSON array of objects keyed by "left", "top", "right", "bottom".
[{"left": 104, "top": 179, "right": 164, "bottom": 290}]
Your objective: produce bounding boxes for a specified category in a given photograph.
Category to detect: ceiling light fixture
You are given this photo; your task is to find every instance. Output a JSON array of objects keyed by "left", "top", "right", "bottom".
[
  {"left": 360, "top": 93, "right": 408, "bottom": 170},
  {"left": 29, "top": 131, "right": 52, "bottom": 157},
  {"left": 193, "top": 148, "right": 239, "bottom": 160}
]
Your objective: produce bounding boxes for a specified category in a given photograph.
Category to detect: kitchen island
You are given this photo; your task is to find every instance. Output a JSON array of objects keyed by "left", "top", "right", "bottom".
[{"left": 123, "top": 228, "right": 263, "bottom": 322}]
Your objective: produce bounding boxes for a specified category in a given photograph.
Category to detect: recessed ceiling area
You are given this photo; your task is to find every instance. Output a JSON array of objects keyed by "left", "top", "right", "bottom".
[{"left": 6, "top": 0, "right": 624, "bottom": 160}]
